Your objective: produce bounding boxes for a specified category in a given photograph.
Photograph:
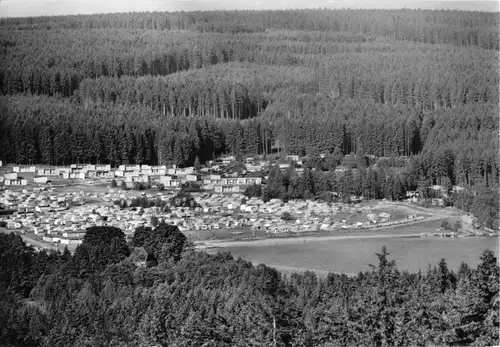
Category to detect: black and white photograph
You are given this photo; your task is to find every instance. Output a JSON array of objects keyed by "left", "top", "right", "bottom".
[{"left": 0, "top": 0, "right": 498, "bottom": 346}]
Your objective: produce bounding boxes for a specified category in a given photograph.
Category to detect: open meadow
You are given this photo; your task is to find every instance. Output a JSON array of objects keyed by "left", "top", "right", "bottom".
[
  {"left": 205, "top": 217, "right": 498, "bottom": 275},
  {"left": 208, "top": 234, "right": 499, "bottom": 275}
]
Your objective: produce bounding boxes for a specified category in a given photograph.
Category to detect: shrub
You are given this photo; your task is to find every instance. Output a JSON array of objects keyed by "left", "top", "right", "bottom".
[
  {"left": 133, "top": 182, "right": 148, "bottom": 191},
  {"left": 120, "top": 181, "right": 127, "bottom": 190},
  {"left": 281, "top": 212, "right": 293, "bottom": 221},
  {"left": 244, "top": 183, "right": 262, "bottom": 198},
  {"left": 157, "top": 183, "right": 165, "bottom": 191},
  {"left": 319, "top": 191, "right": 333, "bottom": 203},
  {"left": 441, "top": 220, "right": 453, "bottom": 231},
  {"left": 180, "top": 182, "right": 202, "bottom": 193},
  {"left": 169, "top": 191, "right": 199, "bottom": 208},
  {"left": 110, "top": 179, "right": 117, "bottom": 188},
  {"left": 421, "top": 200, "right": 432, "bottom": 208},
  {"left": 150, "top": 216, "right": 159, "bottom": 227}
]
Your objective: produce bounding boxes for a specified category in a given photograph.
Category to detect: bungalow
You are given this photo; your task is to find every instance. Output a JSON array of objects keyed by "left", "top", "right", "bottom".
[
  {"left": 62, "top": 172, "right": 85, "bottom": 180},
  {"left": 134, "top": 175, "right": 150, "bottom": 183},
  {"left": 4, "top": 172, "right": 18, "bottom": 180},
  {"left": 98, "top": 170, "right": 115, "bottom": 178},
  {"left": 431, "top": 198, "right": 444, "bottom": 207},
  {"left": 124, "top": 175, "right": 136, "bottom": 183},
  {"left": 124, "top": 170, "right": 140, "bottom": 177},
  {"left": 245, "top": 164, "right": 262, "bottom": 172},
  {"left": 55, "top": 167, "right": 71, "bottom": 175},
  {"left": 185, "top": 174, "right": 198, "bottom": 182},
  {"left": 33, "top": 176, "right": 48, "bottom": 184},
  {"left": 19, "top": 166, "right": 36, "bottom": 173},
  {"left": 37, "top": 168, "right": 58, "bottom": 176},
  {"left": 214, "top": 185, "right": 240, "bottom": 193},
  {"left": 5, "top": 179, "right": 28, "bottom": 186},
  {"left": 60, "top": 237, "right": 83, "bottom": 245},
  {"left": 96, "top": 164, "right": 111, "bottom": 172},
  {"left": 270, "top": 226, "right": 289, "bottom": 233},
  {"left": 406, "top": 191, "right": 418, "bottom": 198},
  {"left": 162, "top": 179, "right": 181, "bottom": 188},
  {"left": 177, "top": 167, "right": 195, "bottom": 175},
  {"left": 62, "top": 230, "right": 86, "bottom": 238},
  {"left": 17, "top": 206, "right": 35, "bottom": 214},
  {"left": 35, "top": 206, "right": 51, "bottom": 213},
  {"left": 244, "top": 177, "right": 262, "bottom": 185},
  {"left": 82, "top": 165, "right": 96, "bottom": 172},
  {"left": 150, "top": 168, "right": 166, "bottom": 175}
]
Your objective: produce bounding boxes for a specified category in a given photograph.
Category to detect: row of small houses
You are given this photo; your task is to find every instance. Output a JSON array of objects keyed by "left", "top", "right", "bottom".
[
  {"left": 20, "top": 214, "right": 426, "bottom": 247},
  {"left": 1, "top": 172, "right": 47, "bottom": 186},
  {"left": 17, "top": 164, "right": 196, "bottom": 176},
  {"left": 3, "top": 164, "right": 263, "bottom": 192},
  {"left": 33, "top": 213, "right": 427, "bottom": 246}
]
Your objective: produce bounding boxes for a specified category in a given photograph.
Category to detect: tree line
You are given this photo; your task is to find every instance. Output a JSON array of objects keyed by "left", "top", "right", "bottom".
[
  {"left": 0, "top": 225, "right": 498, "bottom": 346},
  {"left": 1, "top": 31, "right": 497, "bottom": 105},
  {"left": 0, "top": 8, "right": 497, "bottom": 225},
  {"left": 247, "top": 160, "right": 498, "bottom": 229},
  {"left": 1, "top": 8, "right": 498, "bottom": 49},
  {"left": 1, "top": 95, "right": 497, "bottom": 190}
]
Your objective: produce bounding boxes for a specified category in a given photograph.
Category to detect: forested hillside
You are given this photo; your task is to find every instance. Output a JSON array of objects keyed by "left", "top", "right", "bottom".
[
  {"left": 0, "top": 9, "right": 498, "bottom": 198},
  {"left": 1, "top": 227, "right": 498, "bottom": 346}
]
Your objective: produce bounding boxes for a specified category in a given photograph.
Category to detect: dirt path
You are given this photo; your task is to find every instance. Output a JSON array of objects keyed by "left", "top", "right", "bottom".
[
  {"left": 0, "top": 228, "right": 64, "bottom": 252},
  {"left": 198, "top": 232, "right": 426, "bottom": 248}
]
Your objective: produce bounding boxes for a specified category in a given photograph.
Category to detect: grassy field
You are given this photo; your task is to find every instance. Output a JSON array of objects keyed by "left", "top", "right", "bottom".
[
  {"left": 208, "top": 235, "right": 499, "bottom": 275},
  {"left": 204, "top": 216, "right": 497, "bottom": 275},
  {"left": 193, "top": 215, "right": 460, "bottom": 244}
]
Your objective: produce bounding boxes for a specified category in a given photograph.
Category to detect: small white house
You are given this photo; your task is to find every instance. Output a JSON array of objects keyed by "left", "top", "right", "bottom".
[
  {"left": 5, "top": 179, "right": 27, "bottom": 186},
  {"left": 186, "top": 174, "right": 198, "bottom": 182},
  {"left": 60, "top": 237, "right": 83, "bottom": 245},
  {"left": 4, "top": 172, "right": 18, "bottom": 180},
  {"left": 34, "top": 176, "right": 48, "bottom": 184}
]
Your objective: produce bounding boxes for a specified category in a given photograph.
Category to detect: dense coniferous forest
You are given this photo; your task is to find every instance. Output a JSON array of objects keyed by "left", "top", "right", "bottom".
[
  {"left": 0, "top": 227, "right": 498, "bottom": 347},
  {"left": 0, "top": 10, "right": 498, "bottom": 179},
  {"left": 0, "top": 8, "right": 498, "bottom": 223},
  {"left": 0, "top": 9, "right": 499, "bottom": 344}
]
